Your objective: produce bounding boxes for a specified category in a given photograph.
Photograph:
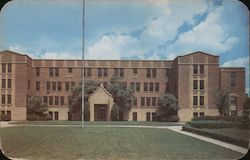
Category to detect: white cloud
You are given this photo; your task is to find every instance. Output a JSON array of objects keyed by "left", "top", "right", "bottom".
[
  {"left": 85, "top": 34, "right": 143, "bottom": 59},
  {"left": 222, "top": 56, "right": 249, "bottom": 68}
]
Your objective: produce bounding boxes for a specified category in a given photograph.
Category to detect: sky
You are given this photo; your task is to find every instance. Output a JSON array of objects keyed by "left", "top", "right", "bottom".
[{"left": 0, "top": 0, "right": 249, "bottom": 94}]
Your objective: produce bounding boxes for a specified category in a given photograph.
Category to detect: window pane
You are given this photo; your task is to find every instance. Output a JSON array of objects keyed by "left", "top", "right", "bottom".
[
  {"left": 149, "top": 82, "right": 154, "bottom": 91},
  {"left": 144, "top": 82, "right": 148, "bottom": 91},
  {"left": 200, "top": 65, "right": 204, "bottom": 74},
  {"left": 7, "top": 95, "right": 11, "bottom": 104},
  {"left": 49, "top": 68, "right": 53, "bottom": 76},
  {"left": 200, "top": 80, "right": 204, "bottom": 90},
  {"left": 193, "top": 80, "right": 198, "bottom": 90},
  {"left": 200, "top": 96, "right": 204, "bottom": 106},
  {"left": 55, "top": 68, "right": 59, "bottom": 76},
  {"left": 152, "top": 68, "right": 157, "bottom": 77},
  {"left": 7, "top": 64, "right": 12, "bottom": 73},
  {"left": 146, "top": 69, "right": 151, "bottom": 77},
  {"left": 133, "top": 68, "right": 137, "bottom": 74},
  {"left": 2, "top": 79, "right": 5, "bottom": 88},
  {"left": 230, "top": 72, "right": 236, "bottom": 87},
  {"left": 2, "top": 64, "right": 6, "bottom": 73},
  {"left": 193, "top": 65, "right": 198, "bottom": 74},
  {"left": 193, "top": 96, "right": 198, "bottom": 105},
  {"left": 8, "top": 79, "right": 11, "bottom": 88}
]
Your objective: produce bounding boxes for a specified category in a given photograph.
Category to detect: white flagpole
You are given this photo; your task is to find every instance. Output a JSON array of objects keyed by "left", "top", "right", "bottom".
[{"left": 81, "top": 0, "right": 85, "bottom": 128}]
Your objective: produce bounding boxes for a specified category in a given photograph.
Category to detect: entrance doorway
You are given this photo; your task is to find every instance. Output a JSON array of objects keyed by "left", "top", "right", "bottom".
[{"left": 94, "top": 104, "right": 108, "bottom": 121}]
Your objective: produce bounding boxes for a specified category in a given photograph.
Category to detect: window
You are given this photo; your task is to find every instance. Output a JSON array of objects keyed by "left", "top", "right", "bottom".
[
  {"left": 28, "top": 80, "right": 30, "bottom": 89},
  {"left": 130, "top": 82, "right": 135, "bottom": 90},
  {"left": 133, "top": 97, "right": 137, "bottom": 106},
  {"left": 58, "top": 82, "right": 62, "bottom": 91},
  {"left": 230, "top": 96, "right": 237, "bottom": 105},
  {"left": 36, "top": 81, "right": 40, "bottom": 91},
  {"left": 98, "top": 68, "right": 102, "bottom": 77},
  {"left": 84, "top": 68, "right": 92, "bottom": 77},
  {"left": 193, "top": 64, "right": 198, "bottom": 74},
  {"left": 144, "top": 82, "right": 148, "bottom": 91},
  {"left": 1, "top": 111, "right": 5, "bottom": 115},
  {"left": 152, "top": 112, "right": 156, "bottom": 121},
  {"left": 120, "top": 68, "right": 124, "bottom": 77},
  {"left": 193, "top": 96, "right": 198, "bottom": 106},
  {"left": 155, "top": 82, "right": 159, "bottom": 92},
  {"left": 193, "top": 80, "right": 198, "bottom": 90},
  {"left": 7, "top": 95, "right": 11, "bottom": 104},
  {"left": 141, "top": 97, "right": 145, "bottom": 106},
  {"left": 2, "top": 79, "right": 5, "bottom": 88},
  {"left": 46, "top": 82, "right": 50, "bottom": 91},
  {"left": 103, "top": 68, "right": 108, "bottom": 77},
  {"left": 54, "top": 112, "right": 59, "bottom": 120},
  {"left": 114, "top": 68, "right": 119, "bottom": 77},
  {"left": 149, "top": 82, "right": 154, "bottom": 91},
  {"left": 36, "top": 68, "right": 40, "bottom": 77},
  {"left": 200, "top": 80, "right": 204, "bottom": 90},
  {"left": 230, "top": 72, "right": 236, "bottom": 87},
  {"left": 7, "top": 111, "right": 11, "bottom": 118},
  {"left": 133, "top": 112, "right": 137, "bottom": 121},
  {"left": 65, "top": 82, "right": 70, "bottom": 91},
  {"left": 7, "top": 79, "right": 11, "bottom": 89},
  {"left": 146, "top": 68, "right": 151, "bottom": 77},
  {"left": 146, "top": 112, "right": 151, "bottom": 121},
  {"left": 49, "top": 96, "right": 53, "bottom": 105},
  {"left": 200, "top": 112, "right": 205, "bottom": 117},
  {"left": 49, "top": 68, "right": 53, "bottom": 76},
  {"left": 7, "top": 64, "right": 11, "bottom": 73},
  {"left": 133, "top": 68, "right": 137, "bottom": 74},
  {"left": 200, "top": 65, "right": 204, "bottom": 74},
  {"left": 43, "top": 96, "right": 48, "bottom": 104},
  {"left": 136, "top": 82, "right": 140, "bottom": 91},
  {"left": 68, "top": 68, "right": 72, "bottom": 73},
  {"left": 165, "top": 82, "right": 169, "bottom": 93},
  {"left": 152, "top": 97, "right": 157, "bottom": 106},
  {"left": 152, "top": 68, "right": 157, "bottom": 77},
  {"left": 2, "top": 64, "right": 6, "bottom": 73},
  {"left": 52, "top": 82, "right": 56, "bottom": 91},
  {"left": 146, "top": 97, "right": 151, "bottom": 106},
  {"left": 87, "top": 68, "right": 92, "bottom": 76},
  {"left": 2, "top": 95, "right": 5, "bottom": 104},
  {"left": 55, "top": 68, "right": 59, "bottom": 76},
  {"left": 55, "top": 96, "right": 59, "bottom": 105},
  {"left": 166, "top": 68, "right": 170, "bottom": 77},
  {"left": 193, "top": 112, "right": 198, "bottom": 118},
  {"left": 200, "top": 96, "right": 204, "bottom": 106}
]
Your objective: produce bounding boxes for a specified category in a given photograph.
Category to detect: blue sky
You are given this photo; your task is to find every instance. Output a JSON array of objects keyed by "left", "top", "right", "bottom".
[{"left": 0, "top": 0, "right": 249, "bottom": 94}]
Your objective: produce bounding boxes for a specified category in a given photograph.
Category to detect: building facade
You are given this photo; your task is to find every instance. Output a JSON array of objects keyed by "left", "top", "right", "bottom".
[{"left": 0, "top": 50, "right": 246, "bottom": 121}]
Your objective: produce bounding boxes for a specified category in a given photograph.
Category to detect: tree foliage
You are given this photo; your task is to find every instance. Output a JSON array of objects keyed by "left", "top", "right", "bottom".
[
  {"left": 27, "top": 95, "right": 50, "bottom": 120},
  {"left": 157, "top": 93, "right": 178, "bottom": 120},
  {"left": 107, "top": 77, "right": 134, "bottom": 120},
  {"left": 213, "top": 89, "right": 229, "bottom": 116},
  {"left": 111, "top": 104, "right": 119, "bottom": 121},
  {"left": 69, "top": 80, "right": 99, "bottom": 120},
  {"left": 241, "top": 97, "right": 250, "bottom": 129}
]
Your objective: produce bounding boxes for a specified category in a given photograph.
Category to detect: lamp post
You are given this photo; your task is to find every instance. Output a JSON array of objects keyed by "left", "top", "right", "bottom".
[{"left": 81, "top": 0, "right": 85, "bottom": 128}]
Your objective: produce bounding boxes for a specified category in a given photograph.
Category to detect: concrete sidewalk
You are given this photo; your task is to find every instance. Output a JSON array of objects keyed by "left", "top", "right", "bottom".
[{"left": 167, "top": 126, "right": 248, "bottom": 154}]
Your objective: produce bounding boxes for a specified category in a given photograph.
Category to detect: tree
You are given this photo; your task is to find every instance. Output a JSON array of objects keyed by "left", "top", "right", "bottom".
[
  {"left": 27, "top": 95, "right": 50, "bottom": 120},
  {"left": 69, "top": 80, "right": 99, "bottom": 120},
  {"left": 111, "top": 104, "right": 119, "bottom": 121},
  {"left": 157, "top": 93, "right": 178, "bottom": 121},
  {"left": 213, "top": 89, "right": 229, "bottom": 116},
  {"left": 107, "top": 77, "right": 134, "bottom": 121},
  {"left": 241, "top": 97, "right": 250, "bottom": 129}
]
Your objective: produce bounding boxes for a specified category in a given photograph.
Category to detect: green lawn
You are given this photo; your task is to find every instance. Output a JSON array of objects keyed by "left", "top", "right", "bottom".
[
  {"left": 0, "top": 126, "right": 243, "bottom": 160},
  {"left": 10, "top": 120, "right": 184, "bottom": 126}
]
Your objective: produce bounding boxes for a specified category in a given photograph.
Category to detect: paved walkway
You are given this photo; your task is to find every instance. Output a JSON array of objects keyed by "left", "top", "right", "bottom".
[{"left": 0, "top": 121, "right": 248, "bottom": 158}]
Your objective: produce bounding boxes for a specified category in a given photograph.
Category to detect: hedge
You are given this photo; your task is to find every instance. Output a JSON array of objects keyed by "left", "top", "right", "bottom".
[
  {"left": 182, "top": 124, "right": 249, "bottom": 148},
  {"left": 0, "top": 114, "right": 11, "bottom": 121},
  {"left": 187, "top": 120, "right": 241, "bottom": 129},
  {"left": 192, "top": 115, "right": 242, "bottom": 122}
]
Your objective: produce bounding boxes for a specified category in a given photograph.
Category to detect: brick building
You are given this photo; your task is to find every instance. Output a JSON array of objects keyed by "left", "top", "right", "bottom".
[{"left": 0, "top": 50, "right": 245, "bottom": 121}]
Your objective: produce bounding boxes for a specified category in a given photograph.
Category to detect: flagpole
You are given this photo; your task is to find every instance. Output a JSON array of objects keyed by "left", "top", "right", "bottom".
[{"left": 81, "top": 0, "right": 85, "bottom": 128}]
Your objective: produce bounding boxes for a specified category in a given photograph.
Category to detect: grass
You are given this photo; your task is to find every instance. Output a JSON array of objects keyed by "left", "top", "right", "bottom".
[
  {"left": 10, "top": 120, "right": 184, "bottom": 126},
  {"left": 0, "top": 126, "right": 244, "bottom": 160}
]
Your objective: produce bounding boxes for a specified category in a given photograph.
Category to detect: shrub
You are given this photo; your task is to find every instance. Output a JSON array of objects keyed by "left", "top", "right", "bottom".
[
  {"left": 27, "top": 114, "right": 51, "bottom": 121},
  {"left": 192, "top": 115, "right": 242, "bottom": 122},
  {"left": 0, "top": 114, "right": 11, "bottom": 121},
  {"left": 187, "top": 120, "right": 241, "bottom": 129},
  {"left": 182, "top": 125, "right": 249, "bottom": 148},
  {"left": 158, "top": 115, "right": 179, "bottom": 122},
  {"left": 111, "top": 104, "right": 119, "bottom": 121}
]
